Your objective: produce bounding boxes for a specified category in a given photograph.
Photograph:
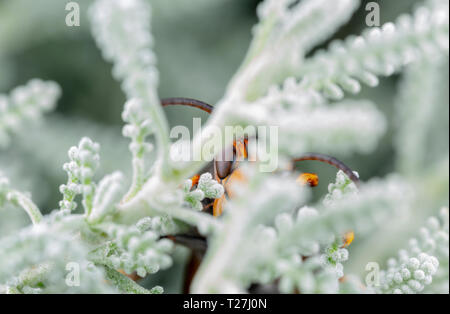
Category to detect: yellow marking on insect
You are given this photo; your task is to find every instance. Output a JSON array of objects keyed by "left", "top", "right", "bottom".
[
  {"left": 296, "top": 173, "right": 319, "bottom": 187},
  {"left": 234, "top": 140, "right": 248, "bottom": 160},
  {"left": 342, "top": 231, "right": 354, "bottom": 248}
]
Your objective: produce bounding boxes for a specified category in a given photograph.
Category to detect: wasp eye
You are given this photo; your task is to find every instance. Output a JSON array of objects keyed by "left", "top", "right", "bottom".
[{"left": 296, "top": 173, "right": 319, "bottom": 187}]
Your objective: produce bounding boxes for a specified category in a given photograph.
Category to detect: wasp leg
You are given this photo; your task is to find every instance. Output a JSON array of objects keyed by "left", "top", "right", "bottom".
[
  {"left": 293, "top": 153, "right": 360, "bottom": 186},
  {"left": 293, "top": 153, "right": 358, "bottom": 253}
]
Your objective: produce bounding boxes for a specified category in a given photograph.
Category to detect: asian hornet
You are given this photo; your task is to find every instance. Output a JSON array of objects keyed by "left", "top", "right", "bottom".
[
  {"left": 159, "top": 97, "right": 357, "bottom": 291},
  {"left": 161, "top": 97, "right": 357, "bottom": 240}
]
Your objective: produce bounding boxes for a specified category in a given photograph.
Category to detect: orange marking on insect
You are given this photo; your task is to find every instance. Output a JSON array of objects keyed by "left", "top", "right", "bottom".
[
  {"left": 342, "top": 231, "right": 354, "bottom": 248},
  {"left": 190, "top": 174, "right": 200, "bottom": 186},
  {"left": 213, "top": 195, "right": 226, "bottom": 217},
  {"left": 296, "top": 173, "right": 319, "bottom": 187},
  {"left": 223, "top": 169, "right": 247, "bottom": 199}
]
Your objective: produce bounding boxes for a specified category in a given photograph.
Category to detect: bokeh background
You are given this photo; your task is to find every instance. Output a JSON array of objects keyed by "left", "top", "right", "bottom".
[{"left": 0, "top": 0, "right": 448, "bottom": 292}]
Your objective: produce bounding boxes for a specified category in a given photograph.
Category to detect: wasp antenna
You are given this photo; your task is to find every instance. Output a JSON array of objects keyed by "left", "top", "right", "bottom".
[
  {"left": 161, "top": 97, "right": 213, "bottom": 114},
  {"left": 293, "top": 153, "right": 360, "bottom": 186}
]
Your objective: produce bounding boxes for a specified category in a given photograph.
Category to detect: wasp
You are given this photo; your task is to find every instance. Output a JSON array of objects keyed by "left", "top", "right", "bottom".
[
  {"left": 161, "top": 97, "right": 357, "bottom": 237},
  {"left": 159, "top": 97, "right": 357, "bottom": 291}
]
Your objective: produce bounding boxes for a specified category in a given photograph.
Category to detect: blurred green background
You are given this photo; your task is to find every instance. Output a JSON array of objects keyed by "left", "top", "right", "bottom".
[{"left": 0, "top": 0, "right": 448, "bottom": 292}]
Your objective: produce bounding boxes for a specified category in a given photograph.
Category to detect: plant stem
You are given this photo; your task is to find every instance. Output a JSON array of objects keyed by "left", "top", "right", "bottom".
[{"left": 134, "top": 84, "right": 172, "bottom": 181}]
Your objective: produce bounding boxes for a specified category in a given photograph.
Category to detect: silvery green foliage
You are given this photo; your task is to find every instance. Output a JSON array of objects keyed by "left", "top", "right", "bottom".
[
  {"left": 89, "top": 0, "right": 223, "bottom": 237},
  {"left": 298, "top": 0, "right": 449, "bottom": 100},
  {"left": 89, "top": 0, "right": 157, "bottom": 97},
  {"left": 218, "top": 0, "right": 449, "bottom": 161},
  {"left": 0, "top": 172, "right": 10, "bottom": 207},
  {"left": 1, "top": 132, "right": 169, "bottom": 293},
  {"left": 0, "top": 214, "right": 115, "bottom": 293},
  {"left": 228, "top": 0, "right": 360, "bottom": 101},
  {"left": 375, "top": 208, "right": 449, "bottom": 294},
  {"left": 59, "top": 137, "right": 100, "bottom": 213},
  {"left": 184, "top": 173, "right": 224, "bottom": 211},
  {"left": 321, "top": 244, "right": 349, "bottom": 278},
  {"left": 197, "top": 173, "right": 225, "bottom": 199},
  {"left": 0, "top": 172, "right": 42, "bottom": 225},
  {"left": 142, "top": 215, "right": 181, "bottom": 237},
  {"left": 103, "top": 266, "right": 163, "bottom": 294},
  {"left": 91, "top": 217, "right": 173, "bottom": 278},
  {"left": 274, "top": 209, "right": 353, "bottom": 293},
  {"left": 219, "top": 0, "right": 388, "bottom": 159},
  {"left": 323, "top": 170, "right": 359, "bottom": 206},
  {"left": 191, "top": 167, "right": 309, "bottom": 293},
  {"left": 88, "top": 171, "right": 125, "bottom": 224},
  {"left": 395, "top": 58, "right": 449, "bottom": 177},
  {"left": 225, "top": 83, "right": 387, "bottom": 157},
  {"left": 220, "top": 1, "right": 448, "bottom": 160},
  {"left": 90, "top": 0, "right": 172, "bottom": 187},
  {"left": 0, "top": 79, "right": 61, "bottom": 147},
  {"left": 414, "top": 208, "right": 449, "bottom": 293},
  {"left": 277, "top": 255, "right": 341, "bottom": 294},
  {"left": 1, "top": 114, "right": 131, "bottom": 208},
  {"left": 378, "top": 252, "right": 439, "bottom": 294},
  {"left": 191, "top": 167, "right": 409, "bottom": 293},
  {"left": 1, "top": 0, "right": 449, "bottom": 294},
  {"left": 122, "top": 98, "right": 154, "bottom": 200}
]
